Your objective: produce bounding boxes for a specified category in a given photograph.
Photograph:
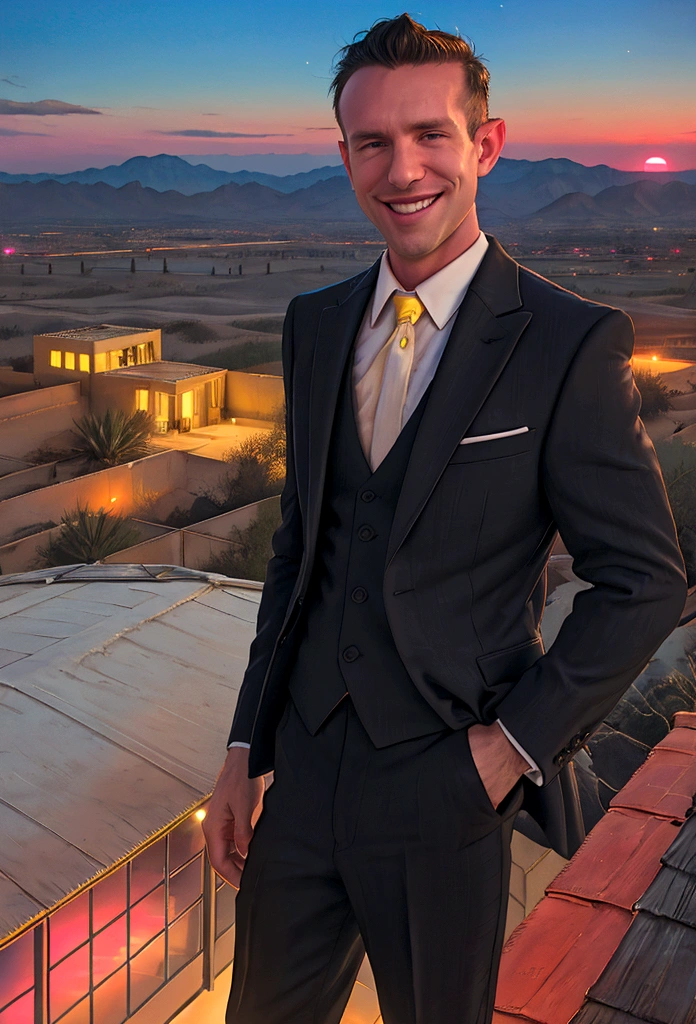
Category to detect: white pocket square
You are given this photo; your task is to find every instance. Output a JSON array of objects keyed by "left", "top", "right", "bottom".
[{"left": 459, "top": 426, "right": 529, "bottom": 445}]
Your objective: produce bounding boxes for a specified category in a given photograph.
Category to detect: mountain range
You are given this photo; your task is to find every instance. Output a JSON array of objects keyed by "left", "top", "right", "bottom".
[
  {"left": 1, "top": 172, "right": 695, "bottom": 229},
  {"left": 2, "top": 152, "right": 695, "bottom": 215}
]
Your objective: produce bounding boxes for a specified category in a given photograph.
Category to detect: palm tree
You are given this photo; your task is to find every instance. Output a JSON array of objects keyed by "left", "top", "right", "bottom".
[
  {"left": 72, "top": 409, "right": 155, "bottom": 466},
  {"left": 38, "top": 503, "right": 140, "bottom": 566}
]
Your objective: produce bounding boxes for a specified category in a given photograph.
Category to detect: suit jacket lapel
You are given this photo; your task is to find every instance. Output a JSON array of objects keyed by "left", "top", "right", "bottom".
[
  {"left": 387, "top": 237, "right": 533, "bottom": 565},
  {"left": 305, "top": 260, "right": 380, "bottom": 563}
]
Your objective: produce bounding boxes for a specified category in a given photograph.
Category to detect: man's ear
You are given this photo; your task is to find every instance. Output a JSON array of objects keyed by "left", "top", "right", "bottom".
[
  {"left": 338, "top": 139, "right": 355, "bottom": 190},
  {"left": 475, "top": 119, "right": 506, "bottom": 178}
]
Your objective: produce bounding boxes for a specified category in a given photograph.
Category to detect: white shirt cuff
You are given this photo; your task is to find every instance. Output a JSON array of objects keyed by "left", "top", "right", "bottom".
[
  {"left": 227, "top": 741, "right": 251, "bottom": 750},
  {"left": 496, "top": 719, "right": 543, "bottom": 787}
]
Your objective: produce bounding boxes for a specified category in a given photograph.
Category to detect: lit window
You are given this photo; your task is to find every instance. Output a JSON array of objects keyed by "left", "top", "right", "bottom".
[
  {"left": 79, "top": 353, "right": 90, "bottom": 373},
  {"left": 49, "top": 944, "right": 90, "bottom": 1020},
  {"left": 135, "top": 389, "right": 149, "bottom": 412},
  {"left": 131, "top": 838, "right": 165, "bottom": 903},
  {"left": 50, "top": 350, "right": 61, "bottom": 368},
  {"left": 0, "top": 928, "right": 34, "bottom": 1014},
  {"left": 49, "top": 890, "right": 89, "bottom": 965},
  {"left": 155, "top": 392, "right": 170, "bottom": 420},
  {"left": 93, "top": 866, "right": 126, "bottom": 933},
  {"left": 129, "top": 934, "right": 165, "bottom": 1011},
  {"left": 64, "top": 351, "right": 75, "bottom": 370},
  {"left": 108, "top": 350, "right": 121, "bottom": 370},
  {"left": 168, "top": 856, "right": 203, "bottom": 922},
  {"left": 94, "top": 352, "right": 107, "bottom": 373},
  {"left": 168, "top": 903, "right": 203, "bottom": 977}
]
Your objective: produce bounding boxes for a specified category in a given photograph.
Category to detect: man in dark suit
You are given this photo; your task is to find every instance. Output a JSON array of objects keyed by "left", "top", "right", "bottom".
[{"left": 204, "top": 14, "right": 687, "bottom": 1024}]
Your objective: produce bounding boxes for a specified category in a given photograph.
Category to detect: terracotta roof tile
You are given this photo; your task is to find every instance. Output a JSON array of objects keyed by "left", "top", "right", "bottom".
[
  {"left": 495, "top": 897, "right": 632, "bottom": 1024},
  {"left": 609, "top": 747, "right": 696, "bottom": 821},
  {"left": 672, "top": 711, "right": 696, "bottom": 731},
  {"left": 654, "top": 724, "right": 696, "bottom": 756},
  {"left": 547, "top": 809, "right": 680, "bottom": 911}
]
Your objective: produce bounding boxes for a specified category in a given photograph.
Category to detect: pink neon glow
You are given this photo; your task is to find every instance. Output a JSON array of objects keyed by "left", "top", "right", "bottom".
[{"left": 2, "top": 248, "right": 15, "bottom": 255}]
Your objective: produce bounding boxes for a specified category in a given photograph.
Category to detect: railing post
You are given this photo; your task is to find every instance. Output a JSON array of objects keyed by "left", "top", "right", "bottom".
[
  {"left": 34, "top": 921, "right": 48, "bottom": 1024},
  {"left": 202, "top": 850, "right": 217, "bottom": 991}
]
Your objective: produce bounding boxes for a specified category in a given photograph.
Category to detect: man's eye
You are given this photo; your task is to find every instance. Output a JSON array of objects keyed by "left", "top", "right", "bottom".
[{"left": 423, "top": 132, "right": 445, "bottom": 141}]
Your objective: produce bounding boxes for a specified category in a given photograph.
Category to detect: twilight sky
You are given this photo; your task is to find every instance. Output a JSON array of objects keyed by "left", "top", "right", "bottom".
[{"left": 2, "top": 0, "right": 694, "bottom": 173}]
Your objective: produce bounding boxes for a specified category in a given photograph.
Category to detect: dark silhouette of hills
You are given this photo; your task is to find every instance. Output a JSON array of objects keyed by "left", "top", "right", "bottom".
[
  {"left": 2, "top": 152, "right": 694, "bottom": 214},
  {"left": 1, "top": 173, "right": 694, "bottom": 229},
  {"left": 0, "top": 175, "right": 367, "bottom": 227},
  {"left": 0, "top": 153, "right": 346, "bottom": 196},
  {"left": 527, "top": 180, "right": 696, "bottom": 224}
]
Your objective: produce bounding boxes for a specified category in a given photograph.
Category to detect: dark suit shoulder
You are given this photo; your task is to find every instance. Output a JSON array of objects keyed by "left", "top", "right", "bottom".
[{"left": 518, "top": 263, "right": 630, "bottom": 331}]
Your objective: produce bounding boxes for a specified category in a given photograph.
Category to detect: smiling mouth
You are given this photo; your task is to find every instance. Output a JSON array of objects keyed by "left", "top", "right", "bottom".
[{"left": 383, "top": 193, "right": 442, "bottom": 214}]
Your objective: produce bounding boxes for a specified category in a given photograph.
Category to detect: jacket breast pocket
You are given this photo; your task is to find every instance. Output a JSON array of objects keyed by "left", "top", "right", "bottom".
[{"left": 447, "top": 427, "right": 536, "bottom": 465}]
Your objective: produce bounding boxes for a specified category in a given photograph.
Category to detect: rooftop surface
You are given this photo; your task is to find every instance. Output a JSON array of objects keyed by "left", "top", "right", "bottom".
[
  {"left": 100, "top": 360, "right": 224, "bottom": 381},
  {"left": 36, "top": 324, "right": 155, "bottom": 342},
  {"left": 0, "top": 563, "right": 259, "bottom": 944}
]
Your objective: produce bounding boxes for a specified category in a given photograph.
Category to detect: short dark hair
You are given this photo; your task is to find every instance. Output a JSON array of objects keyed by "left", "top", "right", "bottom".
[{"left": 330, "top": 13, "right": 490, "bottom": 141}]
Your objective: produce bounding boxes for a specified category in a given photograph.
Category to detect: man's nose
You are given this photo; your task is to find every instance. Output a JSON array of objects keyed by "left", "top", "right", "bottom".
[{"left": 387, "top": 142, "right": 426, "bottom": 191}]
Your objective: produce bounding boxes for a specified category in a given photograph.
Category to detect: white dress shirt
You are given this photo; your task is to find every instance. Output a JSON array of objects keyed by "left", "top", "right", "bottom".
[{"left": 230, "top": 232, "right": 543, "bottom": 787}]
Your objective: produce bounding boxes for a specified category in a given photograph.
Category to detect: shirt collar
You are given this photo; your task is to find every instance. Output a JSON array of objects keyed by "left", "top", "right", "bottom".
[{"left": 370, "top": 231, "right": 489, "bottom": 330}]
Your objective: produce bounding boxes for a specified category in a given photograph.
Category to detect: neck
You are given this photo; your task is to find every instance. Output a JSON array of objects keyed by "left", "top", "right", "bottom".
[{"left": 387, "top": 208, "right": 481, "bottom": 291}]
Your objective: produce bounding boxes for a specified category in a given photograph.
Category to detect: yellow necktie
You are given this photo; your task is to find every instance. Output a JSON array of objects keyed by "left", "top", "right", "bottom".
[{"left": 369, "top": 294, "right": 426, "bottom": 469}]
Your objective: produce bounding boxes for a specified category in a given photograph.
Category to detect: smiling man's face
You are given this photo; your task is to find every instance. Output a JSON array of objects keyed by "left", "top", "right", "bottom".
[{"left": 338, "top": 62, "right": 504, "bottom": 288}]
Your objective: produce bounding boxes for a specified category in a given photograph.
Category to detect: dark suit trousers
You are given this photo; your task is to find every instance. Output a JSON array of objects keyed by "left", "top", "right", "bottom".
[{"left": 226, "top": 696, "right": 523, "bottom": 1024}]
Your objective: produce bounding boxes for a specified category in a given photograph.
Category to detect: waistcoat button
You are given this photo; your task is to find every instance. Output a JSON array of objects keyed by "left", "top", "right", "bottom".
[
  {"left": 342, "top": 645, "right": 360, "bottom": 662},
  {"left": 351, "top": 587, "right": 368, "bottom": 604},
  {"left": 357, "top": 525, "right": 376, "bottom": 541},
  {"left": 361, "top": 490, "right": 376, "bottom": 502}
]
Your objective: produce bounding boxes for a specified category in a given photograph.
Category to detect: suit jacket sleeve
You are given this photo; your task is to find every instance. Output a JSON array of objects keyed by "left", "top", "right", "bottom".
[
  {"left": 495, "top": 307, "right": 687, "bottom": 783},
  {"left": 227, "top": 296, "right": 304, "bottom": 747}
]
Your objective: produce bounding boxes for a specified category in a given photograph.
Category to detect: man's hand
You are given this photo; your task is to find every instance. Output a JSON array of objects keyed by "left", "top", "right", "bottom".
[
  {"left": 468, "top": 721, "right": 529, "bottom": 810},
  {"left": 203, "top": 746, "right": 266, "bottom": 890}
]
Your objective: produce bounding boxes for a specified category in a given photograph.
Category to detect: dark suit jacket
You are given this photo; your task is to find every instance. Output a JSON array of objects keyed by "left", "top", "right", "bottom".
[{"left": 228, "top": 233, "right": 687, "bottom": 857}]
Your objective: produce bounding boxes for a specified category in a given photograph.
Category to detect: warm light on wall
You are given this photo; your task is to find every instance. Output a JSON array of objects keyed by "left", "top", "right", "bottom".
[
  {"left": 110, "top": 497, "right": 117, "bottom": 503},
  {"left": 194, "top": 809, "right": 206, "bottom": 822}
]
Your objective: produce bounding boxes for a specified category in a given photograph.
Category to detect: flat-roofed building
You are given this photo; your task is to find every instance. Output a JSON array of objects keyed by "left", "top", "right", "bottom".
[
  {"left": 91, "top": 361, "right": 227, "bottom": 432},
  {"left": 32, "top": 326, "right": 227, "bottom": 432},
  {"left": 34, "top": 325, "right": 161, "bottom": 392}
]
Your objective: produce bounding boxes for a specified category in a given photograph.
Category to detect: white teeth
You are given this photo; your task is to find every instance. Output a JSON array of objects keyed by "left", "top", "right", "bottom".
[{"left": 388, "top": 195, "right": 438, "bottom": 214}]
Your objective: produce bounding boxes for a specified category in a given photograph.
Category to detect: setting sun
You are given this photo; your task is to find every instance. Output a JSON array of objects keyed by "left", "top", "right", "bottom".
[{"left": 644, "top": 156, "right": 668, "bottom": 172}]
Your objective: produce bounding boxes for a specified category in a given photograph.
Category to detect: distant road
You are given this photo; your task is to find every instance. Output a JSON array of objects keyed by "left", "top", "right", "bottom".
[{"left": 13, "top": 239, "right": 301, "bottom": 259}]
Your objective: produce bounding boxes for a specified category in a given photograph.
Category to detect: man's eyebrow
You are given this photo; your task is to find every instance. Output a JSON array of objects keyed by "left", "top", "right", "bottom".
[{"left": 349, "top": 118, "right": 457, "bottom": 143}]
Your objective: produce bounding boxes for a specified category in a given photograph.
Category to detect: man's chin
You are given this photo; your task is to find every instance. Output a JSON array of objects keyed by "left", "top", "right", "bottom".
[{"left": 382, "top": 235, "right": 444, "bottom": 263}]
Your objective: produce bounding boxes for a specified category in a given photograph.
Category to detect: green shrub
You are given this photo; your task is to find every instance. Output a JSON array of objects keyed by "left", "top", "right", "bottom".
[
  {"left": 205, "top": 496, "right": 282, "bottom": 582},
  {"left": 72, "top": 409, "right": 155, "bottom": 466},
  {"left": 38, "top": 503, "right": 140, "bottom": 566},
  {"left": 655, "top": 436, "right": 696, "bottom": 586},
  {"left": 634, "top": 369, "right": 672, "bottom": 419}
]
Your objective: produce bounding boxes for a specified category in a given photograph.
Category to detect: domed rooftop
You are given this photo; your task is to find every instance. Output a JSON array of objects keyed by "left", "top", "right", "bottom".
[{"left": 0, "top": 563, "right": 260, "bottom": 943}]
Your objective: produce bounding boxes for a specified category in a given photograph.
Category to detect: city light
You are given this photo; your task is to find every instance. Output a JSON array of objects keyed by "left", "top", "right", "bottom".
[{"left": 2, "top": 248, "right": 15, "bottom": 255}]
